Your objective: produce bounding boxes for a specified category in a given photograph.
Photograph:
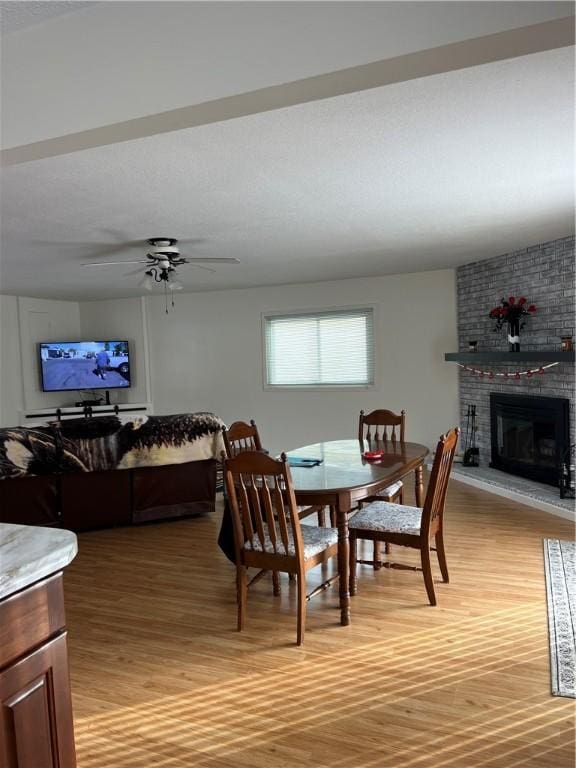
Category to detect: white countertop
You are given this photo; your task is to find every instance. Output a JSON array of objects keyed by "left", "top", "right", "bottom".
[{"left": 0, "top": 523, "right": 78, "bottom": 601}]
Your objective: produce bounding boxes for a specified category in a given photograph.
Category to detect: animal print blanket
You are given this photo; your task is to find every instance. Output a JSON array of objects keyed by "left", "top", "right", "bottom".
[{"left": 0, "top": 413, "right": 225, "bottom": 479}]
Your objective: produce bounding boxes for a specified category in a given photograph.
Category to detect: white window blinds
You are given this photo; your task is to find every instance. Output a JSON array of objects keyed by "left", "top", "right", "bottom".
[{"left": 264, "top": 308, "right": 374, "bottom": 387}]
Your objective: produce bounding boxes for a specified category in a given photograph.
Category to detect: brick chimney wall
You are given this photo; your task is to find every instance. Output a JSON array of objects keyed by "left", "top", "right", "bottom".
[{"left": 456, "top": 235, "right": 575, "bottom": 465}]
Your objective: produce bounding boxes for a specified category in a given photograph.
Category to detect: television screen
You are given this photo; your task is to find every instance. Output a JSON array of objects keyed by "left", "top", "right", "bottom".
[{"left": 39, "top": 341, "right": 131, "bottom": 392}]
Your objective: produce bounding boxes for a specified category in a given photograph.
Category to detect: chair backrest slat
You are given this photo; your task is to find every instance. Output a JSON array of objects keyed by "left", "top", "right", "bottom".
[
  {"left": 260, "top": 478, "right": 278, "bottom": 551},
  {"left": 359, "top": 409, "right": 405, "bottom": 445},
  {"left": 236, "top": 473, "right": 255, "bottom": 544},
  {"left": 273, "top": 477, "right": 291, "bottom": 554},
  {"left": 224, "top": 451, "right": 302, "bottom": 562},
  {"left": 248, "top": 475, "right": 267, "bottom": 550},
  {"left": 223, "top": 420, "right": 263, "bottom": 457},
  {"left": 420, "top": 428, "right": 459, "bottom": 537}
]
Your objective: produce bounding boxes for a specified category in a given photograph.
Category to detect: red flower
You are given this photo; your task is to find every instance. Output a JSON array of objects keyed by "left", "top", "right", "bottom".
[{"left": 488, "top": 294, "right": 535, "bottom": 330}]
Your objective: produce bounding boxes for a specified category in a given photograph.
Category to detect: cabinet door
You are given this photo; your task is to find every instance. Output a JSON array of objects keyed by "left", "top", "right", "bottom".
[{"left": 0, "top": 633, "right": 76, "bottom": 768}]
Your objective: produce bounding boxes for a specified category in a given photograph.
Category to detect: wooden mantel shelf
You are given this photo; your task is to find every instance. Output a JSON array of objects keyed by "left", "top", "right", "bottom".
[{"left": 444, "top": 351, "right": 575, "bottom": 363}]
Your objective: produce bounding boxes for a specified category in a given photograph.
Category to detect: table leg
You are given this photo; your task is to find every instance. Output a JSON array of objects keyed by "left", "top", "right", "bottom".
[
  {"left": 415, "top": 464, "right": 424, "bottom": 507},
  {"left": 337, "top": 495, "right": 351, "bottom": 626}
]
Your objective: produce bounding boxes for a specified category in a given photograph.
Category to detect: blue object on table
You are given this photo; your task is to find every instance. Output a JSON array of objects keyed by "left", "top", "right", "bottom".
[{"left": 287, "top": 457, "right": 323, "bottom": 467}]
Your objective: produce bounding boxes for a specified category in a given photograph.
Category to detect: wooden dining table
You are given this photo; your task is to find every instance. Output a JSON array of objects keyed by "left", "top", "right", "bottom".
[
  {"left": 287, "top": 439, "right": 429, "bottom": 626},
  {"left": 217, "top": 438, "right": 429, "bottom": 627}
]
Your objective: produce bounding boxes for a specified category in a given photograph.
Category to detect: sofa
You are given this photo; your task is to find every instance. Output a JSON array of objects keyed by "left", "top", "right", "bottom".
[{"left": 0, "top": 412, "right": 224, "bottom": 532}]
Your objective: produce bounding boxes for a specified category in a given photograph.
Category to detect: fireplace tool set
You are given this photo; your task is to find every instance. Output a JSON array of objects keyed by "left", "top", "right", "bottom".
[
  {"left": 559, "top": 444, "right": 575, "bottom": 499},
  {"left": 462, "top": 404, "right": 480, "bottom": 467}
]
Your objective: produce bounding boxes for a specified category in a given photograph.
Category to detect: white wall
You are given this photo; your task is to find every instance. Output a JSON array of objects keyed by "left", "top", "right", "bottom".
[
  {"left": 0, "top": 271, "right": 459, "bottom": 444},
  {"left": 0, "top": 295, "right": 23, "bottom": 427},
  {"left": 79, "top": 297, "right": 150, "bottom": 405},
  {"left": 145, "top": 270, "right": 459, "bottom": 454},
  {"left": 16, "top": 296, "right": 81, "bottom": 412}
]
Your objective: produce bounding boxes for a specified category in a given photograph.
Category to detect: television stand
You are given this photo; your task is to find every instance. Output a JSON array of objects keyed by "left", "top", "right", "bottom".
[{"left": 18, "top": 402, "right": 154, "bottom": 427}]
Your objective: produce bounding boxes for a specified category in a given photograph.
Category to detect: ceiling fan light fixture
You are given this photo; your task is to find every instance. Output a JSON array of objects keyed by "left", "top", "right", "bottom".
[
  {"left": 167, "top": 277, "right": 184, "bottom": 292},
  {"left": 80, "top": 236, "right": 239, "bottom": 312},
  {"left": 139, "top": 270, "right": 154, "bottom": 291}
]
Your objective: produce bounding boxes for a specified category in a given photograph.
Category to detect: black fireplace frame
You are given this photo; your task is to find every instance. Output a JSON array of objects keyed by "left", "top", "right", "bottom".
[{"left": 489, "top": 393, "right": 570, "bottom": 487}]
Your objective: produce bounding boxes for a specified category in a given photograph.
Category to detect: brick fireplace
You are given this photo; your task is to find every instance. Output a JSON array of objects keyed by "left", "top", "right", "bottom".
[{"left": 456, "top": 235, "right": 575, "bottom": 480}]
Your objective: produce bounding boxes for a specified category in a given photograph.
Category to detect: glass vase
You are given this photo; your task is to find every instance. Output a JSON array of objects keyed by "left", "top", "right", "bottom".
[{"left": 507, "top": 318, "right": 520, "bottom": 352}]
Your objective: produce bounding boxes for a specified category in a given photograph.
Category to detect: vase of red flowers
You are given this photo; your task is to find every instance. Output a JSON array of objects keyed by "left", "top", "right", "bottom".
[{"left": 489, "top": 296, "right": 537, "bottom": 352}]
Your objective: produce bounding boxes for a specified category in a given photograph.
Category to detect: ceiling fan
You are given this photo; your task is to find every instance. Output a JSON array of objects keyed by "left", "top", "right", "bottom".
[{"left": 82, "top": 237, "right": 239, "bottom": 310}]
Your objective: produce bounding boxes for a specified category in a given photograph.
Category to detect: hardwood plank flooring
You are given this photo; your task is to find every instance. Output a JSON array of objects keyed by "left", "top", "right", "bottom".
[{"left": 63, "top": 479, "right": 576, "bottom": 767}]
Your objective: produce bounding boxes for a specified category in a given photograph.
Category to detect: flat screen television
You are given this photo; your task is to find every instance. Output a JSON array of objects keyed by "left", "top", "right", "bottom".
[{"left": 39, "top": 340, "right": 131, "bottom": 392}]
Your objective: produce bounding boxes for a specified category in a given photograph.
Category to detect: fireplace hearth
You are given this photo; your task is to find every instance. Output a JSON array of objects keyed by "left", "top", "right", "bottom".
[{"left": 490, "top": 393, "right": 570, "bottom": 487}]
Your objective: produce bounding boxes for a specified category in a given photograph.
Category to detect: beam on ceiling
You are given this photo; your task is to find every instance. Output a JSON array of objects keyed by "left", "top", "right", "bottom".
[{"left": 2, "top": 16, "right": 573, "bottom": 167}]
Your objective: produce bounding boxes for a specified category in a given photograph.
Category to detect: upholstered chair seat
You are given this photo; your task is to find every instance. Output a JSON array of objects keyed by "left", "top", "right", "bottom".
[
  {"left": 373, "top": 480, "right": 403, "bottom": 501},
  {"left": 245, "top": 524, "right": 338, "bottom": 559},
  {"left": 349, "top": 501, "right": 421, "bottom": 536}
]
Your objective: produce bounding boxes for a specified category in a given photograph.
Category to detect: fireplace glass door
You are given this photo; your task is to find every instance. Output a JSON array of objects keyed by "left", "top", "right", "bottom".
[{"left": 490, "top": 394, "right": 569, "bottom": 486}]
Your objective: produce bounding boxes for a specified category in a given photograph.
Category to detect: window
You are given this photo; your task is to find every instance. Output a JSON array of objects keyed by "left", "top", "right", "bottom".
[{"left": 264, "top": 308, "right": 374, "bottom": 388}]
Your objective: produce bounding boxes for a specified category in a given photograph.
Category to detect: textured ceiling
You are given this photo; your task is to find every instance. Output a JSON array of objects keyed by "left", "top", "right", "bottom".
[
  {"left": 0, "top": 1, "right": 95, "bottom": 34},
  {"left": 0, "top": 3, "right": 573, "bottom": 301},
  {"left": 1, "top": 48, "right": 573, "bottom": 300}
]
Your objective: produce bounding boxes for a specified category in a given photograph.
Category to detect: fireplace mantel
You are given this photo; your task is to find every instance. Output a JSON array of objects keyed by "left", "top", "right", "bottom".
[{"left": 445, "top": 351, "right": 574, "bottom": 363}]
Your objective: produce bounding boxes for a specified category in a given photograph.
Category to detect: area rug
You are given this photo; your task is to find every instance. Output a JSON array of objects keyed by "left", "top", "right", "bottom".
[{"left": 543, "top": 539, "right": 576, "bottom": 698}]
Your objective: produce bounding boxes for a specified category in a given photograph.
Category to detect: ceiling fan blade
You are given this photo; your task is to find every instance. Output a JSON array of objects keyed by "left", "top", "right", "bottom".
[
  {"left": 186, "top": 263, "right": 216, "bottom": 274},
  {"left": 28, "top": 240, "right": 145, "bottom": 259},
  {"left": 123, "top": 266, "right": 150, "bottom": 277},
  {"left": 82, "top": 260, "right": 150, "bottom": 267},
  {"left": 183, "top": 257, "right": 240, "bottom": 264}
]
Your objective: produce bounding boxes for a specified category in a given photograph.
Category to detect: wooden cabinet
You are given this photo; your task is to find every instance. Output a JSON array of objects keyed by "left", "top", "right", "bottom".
[{"left": 0, "top": 574, "right": 76, "bottom": 768}]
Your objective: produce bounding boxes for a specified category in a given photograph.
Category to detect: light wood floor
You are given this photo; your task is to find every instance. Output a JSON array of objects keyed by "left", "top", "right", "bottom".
[{"left": 64, "top": 479, "right": 576, "bottom": 768}]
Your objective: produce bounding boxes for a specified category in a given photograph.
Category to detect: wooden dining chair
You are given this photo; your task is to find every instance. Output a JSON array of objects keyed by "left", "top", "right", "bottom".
[
  {"left": 359, "top": 408, "right": 405, "bottom": 444},
  {"left": 348, "top": 427, "right": 459, "bottom": 606},
  {"left": 222, "top": 420, "right": 264, "bottom": 456},
  {"left": 222, "top": 419, "right": 327, "bottom": 527},
  {"left": 358, "top": 408, "right": 406, "bottom": 502},
  {"left": 223, "top": 450, "right": 340, "bottom": 645},
  {"left": 350, "top": 409, "right": 406, "bottom": 563}
]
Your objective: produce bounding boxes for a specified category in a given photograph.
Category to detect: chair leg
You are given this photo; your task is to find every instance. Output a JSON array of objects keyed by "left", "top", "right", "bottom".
[
  {"left": 420, "top": 544, "right": 437, "bottom": 606},
  {"left": 384, "top": 489, "right": 403, "bottom": 556},
  {"left": 329, "top": 505, "right": 337, "bottom": 527},
  {"left": 296, "top": 572, "right": 306, "bottom": 646},
  {"left": 237, "top": 565, "right": 248, "bottom": 631},
  {"left": 349, "top": 534, "right": 358, "bottom": 596},
  {"left": 317, "top": 507, "right": 326, "bottom": 527},
  {"left": 374, "top": 541, "right": 382, "bottom": 569},
  {"left": 436, "top": 531, "right": 449, "bottom": 583},
  {"left": 272, "top": 571, "right": 281, "bottom": 596}
]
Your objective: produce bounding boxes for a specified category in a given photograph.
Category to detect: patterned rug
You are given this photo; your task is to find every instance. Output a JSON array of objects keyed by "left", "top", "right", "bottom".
[{"left": 543, "top": 539, "right": 576, "bottom": 698}]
